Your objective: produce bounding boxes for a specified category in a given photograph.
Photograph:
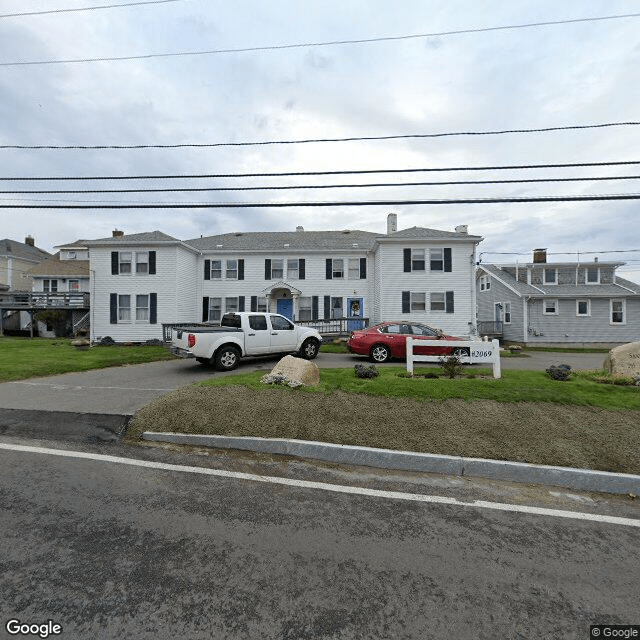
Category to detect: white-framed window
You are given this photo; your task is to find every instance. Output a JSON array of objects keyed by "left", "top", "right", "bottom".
[
  {"left": 586, "top": 267, "right": 599, "bottom": 284},
  {"left": 43, "top": 279, "right": 58, "bottom": 293},
  {"left": 430, "top": 248, "right": 444, "bottom": 271},
  {"left": 576, "top": 299, "right": 590, "bottom": 316},
  {"left": 226, "top": 260, "right": 238, "bottom": 279},
  {"left": 257, "top": 296, "right": 268, "bottom": 312},
  {"left": 287, "top": 259, "right": 299, "bottom": 279},
  {"left": 118, "top": 295, "right": 131, "bottom": 322},
  {"left": 210, "top": 260, "right": 222, "bottom": 279},
  {"left": 410, "top": 292, "right": 426, "bottom": 311},
  {"left": 543, "top": 299, "right": 558, "bottom": 315},
  {"left": 208, "top": 297, "right": 222, "bottom": 322},
  {"left": 268, "top": 258, "right": 283, "bottom": 279},
  {"left": 136, "top": 294, "right": 149, "bottom": 321},
  {"left": 225, "top": 296, "right": 239, "bottom": 313},
  {"left": 67, "top": 251, "right": 77, "bottom": 260},
  {"left": 348, "top": 258, "right": 360, "bottom": 279},
  {"left": 332, "top": 259, "right": 344, "bottom": 279},
  {"left": 119, "top": 252, "right": 132, "bottom": 274},
  {"left": 610, "top": 299, "right": 625, "bottom": 324},
  {"left": 479, "top": 275, "right": 491, "bottom": 291},
  {"left": 135, "top": 252, "right": 149, "bottom": 274},
  {"left": 69, "top": 280, "right": 80, "bottom": 292},
  {"left": 544, "top": 268, "right": 557, "bottom": 284},
  {"left": 331, "top": 296, "right": 342, "bottom": 318},
  {"left": 430, "top": 292, "right": 445, "bottom": 311},
  {"left": 298, "top": 296, "right": 312, "bottom": 321},
  {"left": 411, "top": 249, "right": 425, "bottom": 271},
  {"left": 504, "top": 302, "right": 512, "bottom": 324}
]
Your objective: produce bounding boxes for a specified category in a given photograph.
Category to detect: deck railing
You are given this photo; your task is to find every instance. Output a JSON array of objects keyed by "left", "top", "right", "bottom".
[
  {"left": 477, "top": 320, "right": 504, "bottom": 336},
  {"left": 0, "top": 291, "right": 90, "bottom": 309}
]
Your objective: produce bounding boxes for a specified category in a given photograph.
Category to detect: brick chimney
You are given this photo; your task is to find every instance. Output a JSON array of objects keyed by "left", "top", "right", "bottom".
[
  {"left": 112, "top": 229, "right": 124, "bottom": 237},
  {"left": 25, "top": 235, "right": 35, "bottom": 246},
  {"left": 533, "top": 248, "right": 547, "bottom": 264}
]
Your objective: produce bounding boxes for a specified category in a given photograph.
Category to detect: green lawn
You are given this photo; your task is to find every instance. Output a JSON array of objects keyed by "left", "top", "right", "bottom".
[
  {"left": 0, "top": 337, "right": 174, "bottom": 381},
  {"left": 199, "top": 366, "right": 640, "bottom": 411}
]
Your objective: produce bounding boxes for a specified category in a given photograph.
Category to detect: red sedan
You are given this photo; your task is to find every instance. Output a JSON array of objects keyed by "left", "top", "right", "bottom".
[{"left": 347, "top": 321, "right": 468, "bottom": 363}]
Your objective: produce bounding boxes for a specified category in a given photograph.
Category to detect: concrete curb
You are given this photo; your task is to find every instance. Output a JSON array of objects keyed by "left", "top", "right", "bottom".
[{"left": 140, "top": 432, "right": 640, "bottom": 496}]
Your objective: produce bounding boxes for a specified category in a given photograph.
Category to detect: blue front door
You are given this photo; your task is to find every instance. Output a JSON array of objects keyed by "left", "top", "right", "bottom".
[
  {"left": 277, "top": 298, "right": 293, "bottom": 320},
  {"left": 347, "top": 297, "right": 364, "bottom": 330}
]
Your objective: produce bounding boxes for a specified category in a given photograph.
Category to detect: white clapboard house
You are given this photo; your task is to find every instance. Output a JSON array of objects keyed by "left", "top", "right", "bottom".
[{"left": 84, "top": 214, "right": 483, "bottom": 342}]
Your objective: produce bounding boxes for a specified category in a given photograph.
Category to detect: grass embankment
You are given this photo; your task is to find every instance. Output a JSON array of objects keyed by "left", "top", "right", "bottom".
[
  {"left": 0, "top": 337, "right": 174, "bottom": 381},
  {"left": 129, "top": 367, "right": 640, "bottom": 474}
]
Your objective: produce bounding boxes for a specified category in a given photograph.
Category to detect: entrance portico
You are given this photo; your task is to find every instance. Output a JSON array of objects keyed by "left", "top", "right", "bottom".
[{"left": 262, "top": 281, "right": 302, "bottom": 320}]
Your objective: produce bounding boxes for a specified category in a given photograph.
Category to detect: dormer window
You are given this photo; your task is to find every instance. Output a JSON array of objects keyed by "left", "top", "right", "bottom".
[
  {"left": 67, "top": 251, "right": 77, "bottom": 260},
  {"left": 544, "top": 268, "right": 557, "bottom": 285},
  {"left": 586, "top": 267, "right": 599, "bottom": 284}
]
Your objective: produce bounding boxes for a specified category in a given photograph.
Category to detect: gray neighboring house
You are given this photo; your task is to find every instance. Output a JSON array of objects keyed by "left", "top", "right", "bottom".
[{"left": 476, "top": 249, "right": 640, "bottom": 347}]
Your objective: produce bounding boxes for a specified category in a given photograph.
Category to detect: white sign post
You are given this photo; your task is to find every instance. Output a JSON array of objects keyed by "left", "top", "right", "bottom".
[{"left": 406, "top": 337, "right": 501, "bottom": 379}]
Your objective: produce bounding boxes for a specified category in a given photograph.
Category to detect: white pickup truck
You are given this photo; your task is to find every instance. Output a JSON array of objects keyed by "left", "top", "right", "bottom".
[{"left": 169, "top": 312, "right": 323, "bottom": 371}]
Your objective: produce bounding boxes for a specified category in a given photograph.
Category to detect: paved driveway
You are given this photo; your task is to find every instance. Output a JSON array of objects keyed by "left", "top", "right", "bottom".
[{"left": 0, "top": 350, "right": 606, "bottom": 416}]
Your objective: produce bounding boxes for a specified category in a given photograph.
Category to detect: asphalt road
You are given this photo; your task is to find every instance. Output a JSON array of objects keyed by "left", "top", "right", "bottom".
[
  {"left": 1, "top": 440, "right": 638, "bottom": 640},
  {"left": 0, "top": 350, "right": 607, "bottom": 416}
]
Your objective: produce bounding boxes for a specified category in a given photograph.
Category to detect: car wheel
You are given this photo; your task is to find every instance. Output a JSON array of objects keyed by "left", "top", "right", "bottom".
[
  {"left": 214, "top": 346, "right": 240, "bottom": 371},
  {"left": 299, "top": 338, "right": 320, "bottom": 360},
  {"left": 451, "top": 347, "right": 470, "bottom": 357},
  {"left": 370, "top": 344, "right": 391, "bottom": 363}
]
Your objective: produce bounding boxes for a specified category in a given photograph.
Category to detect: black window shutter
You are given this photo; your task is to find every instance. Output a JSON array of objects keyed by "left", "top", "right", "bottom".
[
  {"left": 299, "top": 258, "right": 305, "bottom": 279},
  {"left": 360, "top": 257, "right": 367, "bottom": 279},
  {"left": 204, "top": 260, "right": 210, "bottom": 280},
  {"left": 403, "top": 248, "right": 411, "bottom": 272},
  {"left": 444, "top": 248, "right": 452, "bottom": 272},
  {"left": 149, "top": 251, "right": 156, "bottom": 275},
  {"left": 110, "top": 293, "right": 118, "bottom": 324},
  {"left": 323, "top": 295, "right": 330, "bottom": 319},
  {"left": 325, "top": 258, "right": 332, "bottom": 279},
  {"left": 265, "top": 259, "right": 271, "bottom": 280},
  {"left": 251, "top": 295, "right": 257, "bottom": 312},
  {"left": 312, "top": 296, "right": 319, "bottom": 320},
  {"left": 202, "top": 297, "right": 209, "bottom": 322},
  {"left": 238, "top": 296, "right": 245, "bottom": 312},
  {"left": 111, "top": 252, "right": 119, "bottom": 275},
  {"left": 238, "top": 259, "right": 244, "bottom": 280},
  {"left": 149, "top": 293, "right": 157, "bottom": 324},
  {"left": 401, "top": 291, "right": 410, "bottom": 314},
  {"left": 446, "top": 291, "right": 454, "bottom": 313}
]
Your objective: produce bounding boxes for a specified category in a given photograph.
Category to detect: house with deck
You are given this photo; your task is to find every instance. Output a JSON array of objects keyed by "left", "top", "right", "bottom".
[
  {"left": 84, "top": 214, "right": 483, "bottom": 343},
  {"left": 476, "top": 249, "right": 640, "bottom": 347}
]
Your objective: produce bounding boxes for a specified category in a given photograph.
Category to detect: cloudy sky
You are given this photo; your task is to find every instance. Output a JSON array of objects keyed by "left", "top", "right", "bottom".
[{"left": 1, "top": 0, "right": 639, "bottom": 281}]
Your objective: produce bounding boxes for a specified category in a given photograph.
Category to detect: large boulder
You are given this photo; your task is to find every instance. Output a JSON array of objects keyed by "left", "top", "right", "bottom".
[
  {"left": 262, "top": 355, "right": 320, "bottom": 387},
  {"left": 603, "top": 342, "right": 640, "bottom": 376}
]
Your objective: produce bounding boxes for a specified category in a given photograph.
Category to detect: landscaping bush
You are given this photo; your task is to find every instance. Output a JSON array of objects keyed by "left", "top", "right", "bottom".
[
  {"left": 439, "top": 355, "right": 463, "bottom": 379},
  {"left": 546, "top": 364, "right": 572, "bottom": 381},
  {"left": 354, "top": 364, "right": 380, "bottom": 379}
]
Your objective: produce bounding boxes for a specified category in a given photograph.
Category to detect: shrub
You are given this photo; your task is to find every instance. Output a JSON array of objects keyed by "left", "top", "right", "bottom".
[
  {"left": 354, "top": 364, "right": 379, "bottom": 379},
  {"left": 439, "top": 355, "right": 464, "bottom": 379},
  {"left": 546, "top": 364, "right": 572, "bottom": 381}
]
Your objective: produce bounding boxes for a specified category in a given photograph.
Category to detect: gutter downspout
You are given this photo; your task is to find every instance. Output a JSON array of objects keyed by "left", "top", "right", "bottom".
[{"left": 523, "top": 296, "right": 528, "bottom": 344}]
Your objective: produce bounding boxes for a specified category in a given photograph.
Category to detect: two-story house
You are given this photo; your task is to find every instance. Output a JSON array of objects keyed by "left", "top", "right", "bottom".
[
  {"left": 84, "top": 215, "right": 483, "bottom": 343},
  {"left": 476, "top": 249, "right": 640, "bottom": 347}
]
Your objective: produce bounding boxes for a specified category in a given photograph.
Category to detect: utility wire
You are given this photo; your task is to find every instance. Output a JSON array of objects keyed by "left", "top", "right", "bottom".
[
  {"left": 2, "top": 159, "right": 640, "bottom": 181},
  {"left": 2, "top": 193, "right": 640, "bottom": 208},
  {"left": 3, "top": 121, "right": 640, "bottom": 149},
  {"left": 0, "top": 1, "right": 181, "bottom": 19},
  {"left": 2, "top": 174, "right": 640, "bottom": 194},
  {"left": 1, "top": 12, "right": 638, "bottom": 66}
]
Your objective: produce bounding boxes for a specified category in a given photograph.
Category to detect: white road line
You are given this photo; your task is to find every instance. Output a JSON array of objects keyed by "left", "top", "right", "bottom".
[
  {"left": 1, "top": 442, "right": 639, "bottom": 528},
  {"left": 9, "top": 381, "right": 175, "bottom": 391}
]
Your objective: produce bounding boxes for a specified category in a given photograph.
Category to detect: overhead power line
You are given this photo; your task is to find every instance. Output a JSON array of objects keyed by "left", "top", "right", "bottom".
[
  {"left": 2, "top": 174, "right": 640, "bottom": 194},
  {"left": 2, "top": 159, "right": 640, "bottom": 181},
  {"left": 0, "top": 1, "right": 181, "bottom": 19},
  {"left": 1, "top": 193, "right": 640, "bottom": 208},
  {"left": 2, "top": 121, "right": 640, "bottom": 149},
  {"left": 1, "top": 12, "right": 638, "bottom": 66}
]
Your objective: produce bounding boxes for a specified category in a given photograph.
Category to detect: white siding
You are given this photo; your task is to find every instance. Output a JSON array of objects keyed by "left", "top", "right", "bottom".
[{"left": 376, "top": 241, "right": 477, "bottom": 335}]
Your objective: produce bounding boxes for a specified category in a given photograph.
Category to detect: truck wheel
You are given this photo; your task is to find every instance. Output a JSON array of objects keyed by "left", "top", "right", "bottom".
[
  {"left": 214, "top": 346, "right": 240, "bottom": 371},
  {"left": 299, "top": 338, "right": 320, "bottom": 360}
]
